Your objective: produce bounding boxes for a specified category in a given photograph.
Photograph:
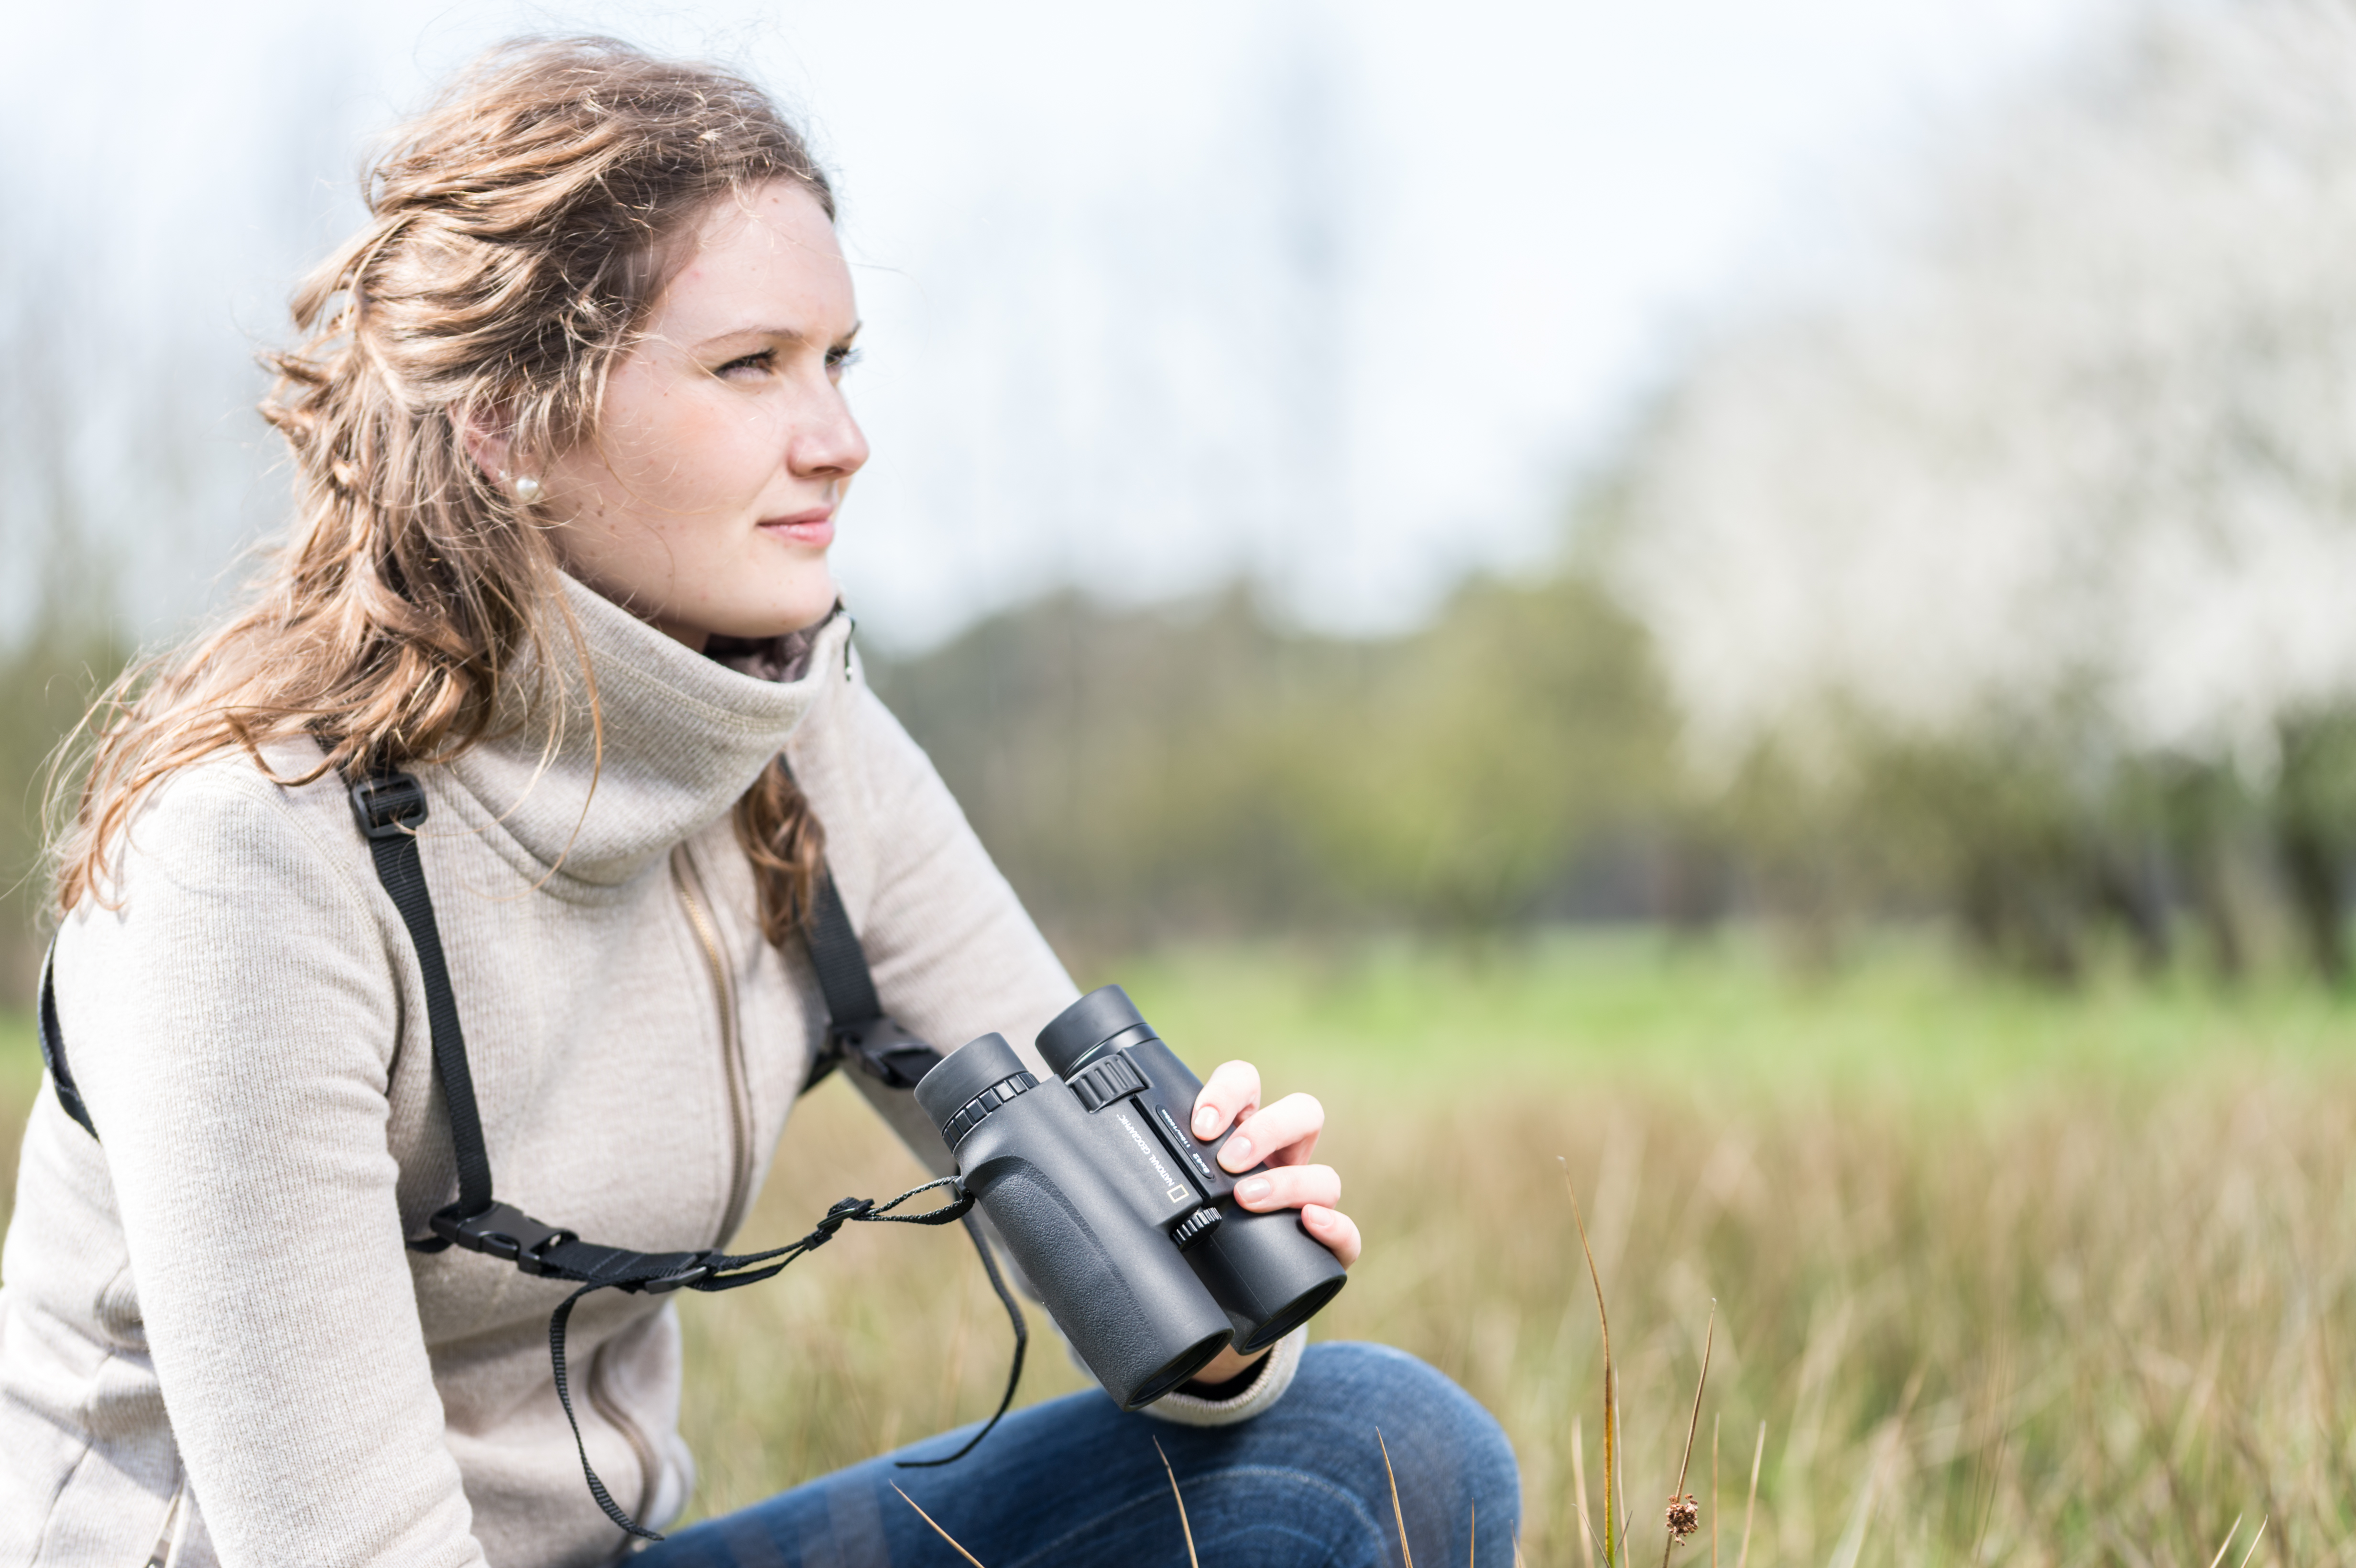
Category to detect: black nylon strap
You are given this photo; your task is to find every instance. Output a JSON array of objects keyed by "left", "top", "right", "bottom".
[
  {"left": 797, "top": 871, "right": 944, "bottom": 1093},
  {"left": 803, "top": 871, "right": 884, "bottom": 1027},
  {"left": 894, "top": 1211, "right": 1031, "bottom": 1470},
  {"left": 538, "top": 1176, "right": 1009, "bottom": 1539},
  {"left": 349, "top": 773, "right": 495, "bottom": 1247},
  {"left": 36, "top": 944, "right": 95, "bottom": 1140}
]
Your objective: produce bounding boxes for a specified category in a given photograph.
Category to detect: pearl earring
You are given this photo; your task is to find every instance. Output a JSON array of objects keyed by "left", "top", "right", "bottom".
[{"left": 510, "top": 473, "right": 544, "bottom": 505}]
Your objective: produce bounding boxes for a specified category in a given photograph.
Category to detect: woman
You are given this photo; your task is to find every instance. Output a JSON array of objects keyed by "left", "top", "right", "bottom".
[{"left": 0, "top": 38, "right": 1517, "bottom": 1568}]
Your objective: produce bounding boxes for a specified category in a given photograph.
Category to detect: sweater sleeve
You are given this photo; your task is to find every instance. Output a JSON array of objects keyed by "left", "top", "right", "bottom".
[
  {"left": 55, "top": 773, "right": 486, "bottom": 1568},
  {"left": 823, "top": 690, "right": 1297, "bottom": 1429}
]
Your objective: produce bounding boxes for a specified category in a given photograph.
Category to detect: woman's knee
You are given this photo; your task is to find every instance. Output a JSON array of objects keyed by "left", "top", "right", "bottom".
[
  {"left": 1284, "top": 1341, "right": 1520, "bottom": 1556},
  {"left": 1297, "top": 1342, "right": 1513, "bottom": 1451}
]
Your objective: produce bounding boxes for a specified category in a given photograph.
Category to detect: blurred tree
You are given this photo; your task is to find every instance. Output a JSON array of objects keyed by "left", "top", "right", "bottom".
[
  {"left": 1606, "top": 0, "right": 2356, "bottom": 981},
  {"left": 869, "top": 567, "right": 1688, "bottom": 957},
  {"left": 870, "top": 589, "right": 1374, "bottom": 957},
  {"left": 1296, "top": 573, "right": 1680, "bottom": 932},
  {"left": 2271, "top": 710, "right": 2356, "bottom": 983}
]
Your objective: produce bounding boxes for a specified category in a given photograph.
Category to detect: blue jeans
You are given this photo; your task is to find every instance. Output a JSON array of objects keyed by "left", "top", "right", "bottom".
[{"left": 639, "top": 1342, "right": 1519, "bottom": 1566}]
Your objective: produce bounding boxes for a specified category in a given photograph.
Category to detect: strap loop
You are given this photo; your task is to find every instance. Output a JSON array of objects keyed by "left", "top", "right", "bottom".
[{"left": 534, "top": 1174, "right": 999, "bottom": 1541}]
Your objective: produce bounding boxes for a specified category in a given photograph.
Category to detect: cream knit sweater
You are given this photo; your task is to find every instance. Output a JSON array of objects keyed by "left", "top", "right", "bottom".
[{"left": 0, "top": 577, "right": 1297, "bottom": 1568}]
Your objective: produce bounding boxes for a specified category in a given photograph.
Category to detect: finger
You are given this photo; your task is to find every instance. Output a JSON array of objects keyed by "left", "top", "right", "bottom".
[
  {"left": 1300, "top": 1204, "right": 1362, "bottom": 1267},
  {"left": 1191, "top": 1060, "right": 1261, "bottom": 1141},
  {"left": 1231, "top": 1163, "right": 1341, "bottom": 1213},
  {"left": 1218, "top": 1091, "right": 1323, "bottom": 1172}
]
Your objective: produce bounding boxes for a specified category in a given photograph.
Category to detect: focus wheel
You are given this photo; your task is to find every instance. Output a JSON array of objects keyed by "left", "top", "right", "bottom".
[{"left": 1171, "top": 1205, "right": 1222, "bottom": 1251}]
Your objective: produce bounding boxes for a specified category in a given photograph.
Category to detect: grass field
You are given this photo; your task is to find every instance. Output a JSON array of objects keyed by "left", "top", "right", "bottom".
[{"left": 7, "top": 931, "right": 2356, "bottom": 1565}]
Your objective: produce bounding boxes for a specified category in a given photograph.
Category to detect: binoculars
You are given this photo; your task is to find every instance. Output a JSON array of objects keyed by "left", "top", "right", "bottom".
[{"left": 914, "top": 986, "right": 1349, "bottom": 1407}]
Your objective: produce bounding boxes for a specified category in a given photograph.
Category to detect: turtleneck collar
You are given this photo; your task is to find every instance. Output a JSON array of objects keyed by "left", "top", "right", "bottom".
[{"left": 445, "top": 572, "right": 853, "bottom": 886}]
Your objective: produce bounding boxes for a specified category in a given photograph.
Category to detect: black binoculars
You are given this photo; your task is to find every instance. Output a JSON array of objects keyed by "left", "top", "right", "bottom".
[{"left": 914, "top": 986, "right": 1349, "bottom": 1408}]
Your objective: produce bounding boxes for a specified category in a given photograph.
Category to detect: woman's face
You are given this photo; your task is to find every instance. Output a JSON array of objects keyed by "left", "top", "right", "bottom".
[{"left": 530, "top": 179, "right": 868, "bottom": 650}]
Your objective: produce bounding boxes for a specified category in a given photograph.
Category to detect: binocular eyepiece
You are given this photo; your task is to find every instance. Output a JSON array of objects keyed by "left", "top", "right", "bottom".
[{"left": 915, "top": 987, "right": 1349, "bottom": 1408}]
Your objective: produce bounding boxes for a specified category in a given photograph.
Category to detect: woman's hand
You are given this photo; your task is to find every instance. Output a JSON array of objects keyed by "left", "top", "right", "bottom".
[
  {"left": 1191, "top": 1061, "right": 1360, "bottom": 1267},
  {"left": 1177, "top": 1060, "right": 1356, "bottom": 1394}
]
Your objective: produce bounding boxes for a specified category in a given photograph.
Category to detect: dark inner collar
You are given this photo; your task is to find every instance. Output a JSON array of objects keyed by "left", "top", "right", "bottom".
[{"left": 705, "top": 603, "right": 844, "bottom": 685}]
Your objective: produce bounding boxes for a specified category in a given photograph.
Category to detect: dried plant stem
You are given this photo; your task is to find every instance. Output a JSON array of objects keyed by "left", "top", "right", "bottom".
[
  {"left": 1969, "top": 1405, "right": 2007, "bottom": 1566},
  {"left": 2204, "top": 1514, "right": 2245, "bottom": 1568},
  {"left": 1153, "top": 1439, "right": 1200, "bottom": 1568},
  {"left": 1562, "top": 1160, "right": 1617, "bottom": 1567},
  {"left": 1380, "top": 1429, "right": 1417, "bottom": 1568},
  {"left": 1572, "top": 1416, "right": 1598, "bottom": 1568},
  {"left": 2235, "top": 1518, "right": 2268, "bottom": 1568},
  {"left": 1662, "top": 1304, "right": 1718, "bottom": 1568},
  {"left": 1616, "top": 1389, "right": 1630, "bottom": 1568},
  {"left": 891, "top": 1485, "right": 986, "bottom": 1568},
  {"left": 1736, "top": 1422, "right": 1764, "bottom": 1568}
]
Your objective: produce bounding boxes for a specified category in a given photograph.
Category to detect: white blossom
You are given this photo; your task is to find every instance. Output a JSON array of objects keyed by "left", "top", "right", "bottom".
[{"left": 1614, "top": 0, "right": 2356, "bottom": 783}]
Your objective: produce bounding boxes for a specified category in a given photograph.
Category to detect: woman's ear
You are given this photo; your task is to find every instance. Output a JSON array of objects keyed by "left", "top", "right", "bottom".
[{"left": 458, "top": 403, "right": 515, "bottom": 487}]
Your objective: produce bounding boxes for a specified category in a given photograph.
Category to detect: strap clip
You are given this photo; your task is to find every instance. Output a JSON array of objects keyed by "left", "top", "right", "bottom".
[
  {"left": 349, "top": 772, "right": 429, "bottom": 840},
  {"left": 831, "top": 1018, "right": 943, "bottom": 1090},
  {"left": 640, "top": 1251, "right": 724, "bottom": 1295},
  {"left": 432, "top": 1201, "right": 578, "bottom": 1273},
  {"left": 819, "top": 1195, "right": 874, "bottom": 1230}
]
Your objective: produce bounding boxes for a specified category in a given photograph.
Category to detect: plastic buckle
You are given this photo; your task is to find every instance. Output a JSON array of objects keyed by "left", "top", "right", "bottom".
[
  {"left": 349, "top": 773, "right": 429, "bottom": 840},
  {"left": 642, "top": 1251, "right": 723, "bottom": 1295},
  {"left": 834, "top": 1018, "right": 944, "bottom": 1090},
  {"left": 432, "top": 1202, "right": 578, "bottom": 1272}
]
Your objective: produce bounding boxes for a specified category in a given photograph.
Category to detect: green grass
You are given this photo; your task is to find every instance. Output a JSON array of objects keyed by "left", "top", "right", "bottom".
[
  {"left": 8, "top": 931, "right": 2356, "bottom": 1564},
  {"left": 1113, "top": 926, "right": 2356, "bottom": 1098}
]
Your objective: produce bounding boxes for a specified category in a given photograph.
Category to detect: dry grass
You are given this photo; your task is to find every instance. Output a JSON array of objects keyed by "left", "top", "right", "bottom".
[
  {"left": 1343, "top": 1075, "right": 2356, "bottom": 1565},
  {"left": 7, "top": 933, "right": 2356, "bottom": 1563}
]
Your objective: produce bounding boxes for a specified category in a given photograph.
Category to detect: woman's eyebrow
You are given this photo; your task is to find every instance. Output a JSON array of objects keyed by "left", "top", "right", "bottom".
[
  {"left": 696, "top": 320, "right": 862, "bottom": 351},
  {"left": 698, "top": 325, "right": 811, "bottom": 351}
]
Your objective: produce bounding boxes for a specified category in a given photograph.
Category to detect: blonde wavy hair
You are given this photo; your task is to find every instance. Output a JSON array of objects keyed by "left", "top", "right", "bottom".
[{"left": 54, "top": 36, "right": 831, "bottom": 945}]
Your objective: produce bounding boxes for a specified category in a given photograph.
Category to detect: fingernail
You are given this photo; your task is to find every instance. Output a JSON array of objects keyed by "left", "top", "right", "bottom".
[
  {"left": 1223, "top": 1134, "right": 1252, "bottom": 1164},
  {"left": 1238, "top": 1176, "right": 1272, "bottom": 1202},
  {"left": 1193, "top": 1107, "right": 1218, "bottom": 1137},
  {"left": 1304, "top": 1206, "right": 1330, "bottom": 1228}
]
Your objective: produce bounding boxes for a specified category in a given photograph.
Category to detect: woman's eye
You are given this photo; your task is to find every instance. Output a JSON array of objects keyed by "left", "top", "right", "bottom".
[
  {"left": 717, "top": 350, "right": 774, "bottom": 378},
  {"left": 826, "top": 345, "right": 862, "bottom": 375}
]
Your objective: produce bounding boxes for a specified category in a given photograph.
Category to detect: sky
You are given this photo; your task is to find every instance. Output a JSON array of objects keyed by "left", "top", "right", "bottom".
[{"left": 0, "top": 0, "right": 2116, "bottom": 650}]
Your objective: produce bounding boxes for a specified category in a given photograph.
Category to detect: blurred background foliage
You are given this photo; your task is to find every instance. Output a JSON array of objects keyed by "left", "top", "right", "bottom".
[
  {"left": 5, "top": 5, "right": 2356, "bottom": 987},
  {"left": 868, "top": 562, "right": 1688, "bottom": 959},
  {"left": 865, "top": 0, "right": 2356, "bottom": 993},
  {"left": 20, "top": 0, "right": 2356, "bottom": 1000}
]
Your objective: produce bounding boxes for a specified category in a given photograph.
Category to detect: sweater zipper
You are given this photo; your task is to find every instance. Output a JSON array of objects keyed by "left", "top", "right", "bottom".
[
  {"left": 141, "top": 1474, "right": 188, "bottom": 1568},
  {"left": 670, "top": 846, "right": 755, "bottom": 1247},
  {"left": 588, "top": 1337, "right": 660, "bottom": 1530}
]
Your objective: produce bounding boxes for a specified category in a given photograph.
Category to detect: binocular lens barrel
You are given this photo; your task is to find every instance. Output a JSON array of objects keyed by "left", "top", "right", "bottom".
[
  {"left": 1187, "top": 1204, "right": 1351, "bottom": 1353},
  {"left": 912, "top": 1032, "right": 1035, "bottom": 1149},
  {"left": 1035, "top": 985, "right": 1156, "bottom": 1078},
  {"left": 915, "top": 992, "right": 1347, "bottom": 1409},
  {"left": 917, "top": 1032, "right": 1233, "bottom": 1406}
]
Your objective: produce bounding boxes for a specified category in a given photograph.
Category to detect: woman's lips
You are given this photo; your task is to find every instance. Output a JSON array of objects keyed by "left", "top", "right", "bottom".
[{"left": 759, "top": 510, "right": 835, "bottom": 548}]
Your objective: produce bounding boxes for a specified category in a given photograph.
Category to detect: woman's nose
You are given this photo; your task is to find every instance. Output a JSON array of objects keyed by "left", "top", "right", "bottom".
[{"left": 791, "top": 387, "right": 870, "bottom": 481}]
